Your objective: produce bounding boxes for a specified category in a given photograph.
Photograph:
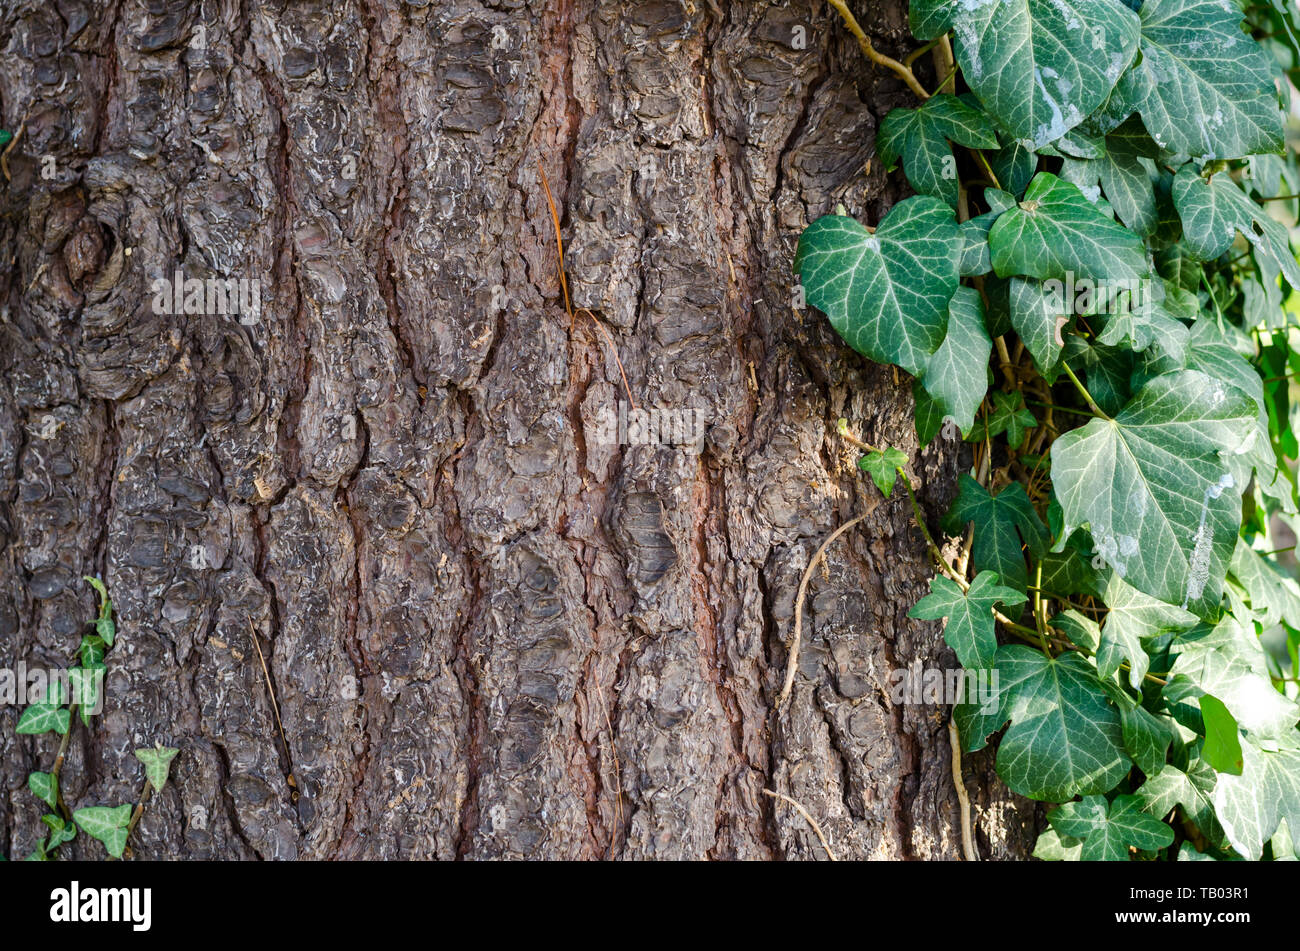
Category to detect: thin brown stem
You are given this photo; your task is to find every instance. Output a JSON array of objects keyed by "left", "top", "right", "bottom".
[{"left": 827, "top": 0, "right": 931, "bottom": 100}]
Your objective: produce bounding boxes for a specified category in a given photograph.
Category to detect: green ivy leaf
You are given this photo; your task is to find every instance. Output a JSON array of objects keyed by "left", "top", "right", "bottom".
[
  {"left": 944, "top": 474, "right": 1048, "bottom": 592},
  {"left": 1172, "top": 166, "right": 1300, "bottom": 290},
  {"left": 28, "top": 772, "right": 57, "bottom": 810},
  {"left": 79, "top": 634, "right": 106, "bottom": 669},
  {"left": 1060, "top": 119, "right": 1160, "bottom": 236},
  {"left": 966, "top": 391, "right": 1038, "bottom": 449},
  {"left": 15, "top": 682, "right": 70, "bottom": 736},
  {"left": 1112, "top": 0, "right": 1285, "bottom": 159},
  {"left": 912, "top": 379, "right": 946, "bottom": 448},
  {"left": 1136, "top": 761, "right": 1223, "bottom": 843},
  {"left": 1120, "top": 704, "right": 1173, "bottom": 777},
  {"left": 41, "top": 814, "right": 77, "bottom": 849},
  {"left": 73, "top": 804, "right": 133, "bottom": 859},
  {"left": 993, "top": 646, "right": 1131, "bottom": 801},
  {"left": 1199, "top": 694, "right": 1244, "bottom": 775},
  {"left": 68, "top": 667, "right": 103, "bottom": 726},
  {"left": 909, "top": 570, "right": 1027, "bottom": 670},
  {"left": 989, "top": 173, "right": 1148, "bottom": 283},
  {"left": 909, "top": 0, "right": 1140, "bottom": 148},
  {"left": 96, "top": 614, "right": 115, "bottom": 648},
  {"left": 919, "top": 287, "right": 992, "bottom": 434},
  {"left": 1033, "top": 827, "right": 1085, "bottom": 860},
  {"left": 1228, "top": 539, "right": 1300, "bottom": 629},
  {"left": 795, "top": 200, "right": 961, "bottom": 375},
  {"left": 1053, "top": 609, "right": 1101, "bottom": 653},
  {"left": 1048, "top": 793, "right": 1175, "bottom": 860},
  {"left": 134, "top": 746, "right": 181, "bottom": 793},
  {"left": 1006, "top": 277, "right": 1066, "bottom": 375},
  {"left": 1051, "top": 369, "right": 1257, "bottom": 616},
  {"left": 1212, "top": 741, "right": 1300, "bottom": 860},
  {"left": 879, "top": 95, "right": 999, "bottom": 207},
  {"left": 958, "top": 209, "right": 997, "bottom": 277}
]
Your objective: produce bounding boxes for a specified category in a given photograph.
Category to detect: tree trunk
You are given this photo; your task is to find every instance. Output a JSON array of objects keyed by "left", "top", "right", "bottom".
[{"left": 0, "top": 0, "right": 1039, "bottom": 860}]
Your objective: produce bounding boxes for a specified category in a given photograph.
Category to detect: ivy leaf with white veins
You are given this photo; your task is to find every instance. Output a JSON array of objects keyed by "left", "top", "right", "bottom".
[
  {"left": 1137, "top": 761, "right": 1223, "bottom": 843},
  {"left": 1060, "top": 118, "right": 1160, "bottom": 236},
  {"left": 1048, "top": 793, "right": 1175, "bottom": 860},
  {"left": 794, "top": 199, "right": 961, "bottom": 375},
  {"left": 1098, "top": 573, "right": 1196, "bottom": 688},
  {"left": 134, "top": 746, "right": 181, "bottom": 793},
  {"left": 909, "top": 0, "right": 1140, "bottom": 149},
  {"left": 1120, "top": 704, "right": 1174, "bottom": 777},
  {"left": 1212, "top": 740, "right": 1300, "bottom": 860},
  {"left": 1050, "top": 369, "right": 1257, "bottom": 617},
  {"left": 943, "top": 474, "right": 1049, "bottom": 592},
  {"left": 993, "top": 646, "right": 1131, "bottom": 801},
  {"left": 989, "top": 173, "right": 1148, "bottom": 284},
  {"left": 1228, "top": 539, "right": 1300, "bottom": 629},
  {"left": 1171, "top": 166, "right": 1300, "bottom": 290},
  {"left": 909, "top": 570, "right": 1027, "bottom": 670},
  {"left": 919, "top": 287, "right": 992, "bottom": 434},
  {"left": 1112, "top": 0, "right": 1284, "bottom": 160},
  {"left": 879, "top": 95, "right": 1000, "bottom": 208},
  {"left": 73, "top": 804, "right": 133, "bottom": 859}
]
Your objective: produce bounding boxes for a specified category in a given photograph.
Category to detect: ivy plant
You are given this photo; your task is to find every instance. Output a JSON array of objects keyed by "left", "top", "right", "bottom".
[
  {"left": 800, "top": 0, "right": 1300, "bottom": 860},
  {"left": 3, "top": 578, "right": 179, "bottom": 860}
]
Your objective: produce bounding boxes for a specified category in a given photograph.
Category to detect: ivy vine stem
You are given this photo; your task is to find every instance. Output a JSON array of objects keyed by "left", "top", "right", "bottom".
[
  {"left": 825, "top": 0, "right": 931, "bottom": 101},
  {"left": 1059, "top": 362, "right": 1109, "bottom": 420}
]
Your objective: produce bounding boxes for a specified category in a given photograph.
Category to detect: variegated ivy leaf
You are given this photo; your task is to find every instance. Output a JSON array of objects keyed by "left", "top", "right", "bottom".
[
  {"left": 28, "top": 772, "right": 57, "bottom": 810},
  {"left": 943, "top": 474, "right": 1048, "bottom": 592},
  {"left": 1112, "top": 0, "right": 1285, "bottom": 159},
  {"left": 879, "top": 95, "right": 1000, "bottom": 208},
  {"left": 1212, "top": 740, "right": 1300, "bottom": 860},
  {"left": 918, "top": 287, "right": 992, "bottom": 434},
  {"left": 15, "top": 682, "right": 69, "bottom": 736},
  {"left": 73, "top": 804, "right": 133, "bottom": 859},
  {"left": 993, "top": 646, "right": 1131, "bottom": 801},
  {"left": 134, "top": 746, "right": 181, "bottom": 793},
  {"left": 1047, "top": 793, "right": 1175, "bottom": 860},
  {"left": 1051, "top": 369, "right": 1257, "bottom": 616},
  {"left": 794, "top": 198, "right": 961, "bottom": 375},
  {"left": 909, "top": 570, "right": 1027, "bottom": 670},
  {"left": 989, "top": 173, "right": 1147, "bottom": 283},
  {"left": 909, "top": 0, "right": 1141, "bottom": 148},
  {"left": 1171, "top": 165, "right": 1300, "bottom": 290}
]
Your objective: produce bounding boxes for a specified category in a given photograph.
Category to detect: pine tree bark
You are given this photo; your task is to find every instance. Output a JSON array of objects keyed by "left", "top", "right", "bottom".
[{"left": 0, "top": 0, "right": 1039, "bottom": 860}]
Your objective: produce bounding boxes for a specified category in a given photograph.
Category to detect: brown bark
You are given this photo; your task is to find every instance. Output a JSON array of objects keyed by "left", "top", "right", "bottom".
[{"left": 0, "top": 0, "right": 1038, "bottom": 860}]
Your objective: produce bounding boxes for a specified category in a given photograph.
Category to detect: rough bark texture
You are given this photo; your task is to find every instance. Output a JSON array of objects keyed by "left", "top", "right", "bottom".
[{"left": 0, "top": 0, "right": 1040, "bottom": 860}]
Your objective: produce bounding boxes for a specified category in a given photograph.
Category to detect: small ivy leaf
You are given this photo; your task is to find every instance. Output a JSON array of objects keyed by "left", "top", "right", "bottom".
[
  {"left": 878, "top": 95, "right": 999, "bottom": 208},
  {"left": 909, "top": 0, "right": 1140, "bottom": 148},
  {"left": 989, "top": 173, "right": 1148, "bottom": 284},
  {"left": 966, "top": 391, "right": 1037, "bottom": 449},
  {"left": 795, "top": 199, "right": 961, "bottom": 375},
  {"left": 919, "top": 287, "right": 992, "bottom": 434},
  {"left": 943, "top": 474, "right": 1048, "bottom": 592},
  {"left": 1136, "top": 761, "right": 1222, "bottom": 844},
  {"left": 73, "top": 804, "right": 133, "bottom": 859},
  {"left": 1171, "top": 165, "right": 1300, "bottom": 290},
  {"left": 1051, "top": 369, "right": 1258, "bottom": 616},
  {"left": 134, "top": 746, "right": 181, "bottom": 793},
  {"left": 989, "top": 142, "right": 1038, "bottom": 199},
  {"left": 1198, "top": 694, "right": 1244, "bottom": 776},
  {"left": 15, "top": 681, "right": 71, "bottom": 736},
  {"left": 80, "top": 634, "right": 106, "bottom": 669},
  {"left": 1048, "top": 793, "right": 1175, "bottom": 860},
  {"left": 41, "top": 814, "right": 77, "bottom": 849},
  {"left": 1212, "top": 740, "right": 1300, "bottom": 860},
  {"left": 28, "top": 771, "right": 57, "bottom": 810},
  {"left": 96, "top": 614, "right": 115, "bottom": 648},
  {"left": 1113, "top": 0, "right": 1285, "bottom": 159},
  {"left": 83, "top": 575, "right": 108, "bottom": 610},
  {"left": 1120, "top": 704, "right": 1173, "bottom": 777},
  {"left": 1033, "top": 827, "right": 1084, "bottom": 860},
  {"left": 909, "top": 570, "right": 1026, "bottom": 670},
  {"left": 858, "top": 447, "right": 909, "bottom": 499},
  {"left": 993, "top": 646, "right": 1131, "bottom": 801}
]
